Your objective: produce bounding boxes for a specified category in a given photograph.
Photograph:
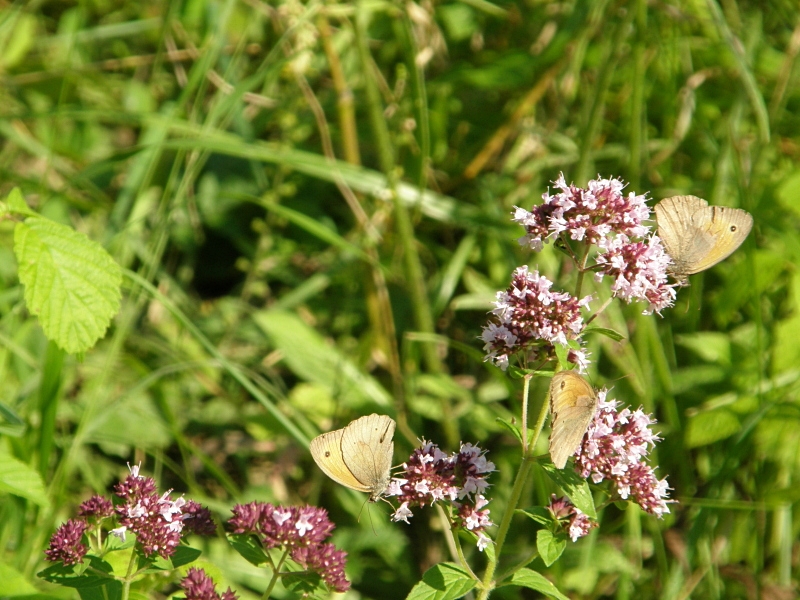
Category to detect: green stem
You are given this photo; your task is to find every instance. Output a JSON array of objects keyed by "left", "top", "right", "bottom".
[
  {"left": 496, "top": 545, "right": 540, "bottom": 584},
  {"left": 263, "top": 549, "right": 290, "bottom": 599},
  {"left": 478, "top": 379, "right": 551, "bottom": 599},
  {"left": 121, "top": 546, "right": 138, "bottom": 600}
]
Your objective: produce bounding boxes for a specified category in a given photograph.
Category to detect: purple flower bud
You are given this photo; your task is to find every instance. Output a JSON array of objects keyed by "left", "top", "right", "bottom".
[
  {"left": 44, "top": 519, "right": 89, "bottom": 566},
  {"left": 78, "top": 495, "right": 114, "bottom": 519},
  {"left": 546, "top": 495, "right": 597, "bottom": 542},
  {"left": 181, "top": 567, "right": 238, "bottom": 600}
]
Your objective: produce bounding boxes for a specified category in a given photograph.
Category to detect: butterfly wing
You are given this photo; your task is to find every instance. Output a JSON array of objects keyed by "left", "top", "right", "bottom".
[
  {"left": 655, "top": 195, "right": 711, "bottom": 277},
  {"left": 310, "top": 427, "right": 371, "bottom": 493},
  {"left": 549, "top": 371, "right": 597, "bottom": 469},
  {"left": 656, "top": 195, "right": 752, "bottom": 278},
  {"left": 684, "top": 205, "right": 753, "bottom": 274},
  {"left": 340, "top": 414, "right": 396, "bottom": 501}
]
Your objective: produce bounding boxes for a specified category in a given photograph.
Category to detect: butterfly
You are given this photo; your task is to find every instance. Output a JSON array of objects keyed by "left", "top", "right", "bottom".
[
  {"left": 549, "top": 371, "right": 597, "bottom": 469},
  {"left": 655, "top": 195, "right": 753, "bottom": 284},
  {"left": 310, "top": 414, "right": 395, "bottom": 502}
]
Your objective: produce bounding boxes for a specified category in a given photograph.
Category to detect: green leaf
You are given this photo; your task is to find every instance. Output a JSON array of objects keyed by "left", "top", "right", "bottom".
[
  {"left": 282, "top": 571, "right": 323, "bottom": 595},
  {"left": 227, "top": 534, "right": 269, "bottom": 567},
  {"left": 14, "top": 217, "right": 122, "bottom": 354},
  {"left": 0, "top": 561, "right": 39, "bottom": 596},
  {"left": 536, "top": 530, "right": 566, "bottom": 567},
  {"left": 253, "top": 310, "right": 392, "bottom": 408},
  {"left": 495, "top": 418, "right": 522, "bottom": 444},
  {"left": 0, "top": 452, "right": 49, "bottom": 507},
  {"left": 518, "top": 506, "right": 552, "bottom": 527},
  {"left": 685, "top": 408, "right": 740, "bottom": 448},
  {"left": 541, "top": 463, "right": 596, "bottom": 519},
  {"left": 584, "top": 326, "right": 625, "bottom": 342},
  {"left": 405, "top": 563, "right": 476, "bottom": 600},
  {"left": 38, "top": 556, "right": 115, "bottom": 588},
  {"left": 500, "top": 568, "right": 569, "bottom": 600},
  {"left": 5, "top": 188, "right": 37, "bottom": 218},
  {"left": 170, "top": 545, "right": 202, "bottom": 568}
]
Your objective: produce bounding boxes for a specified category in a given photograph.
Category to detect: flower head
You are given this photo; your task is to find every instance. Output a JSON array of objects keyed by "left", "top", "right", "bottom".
[
  {"left": 595, "top": 234, "right": 676, "bottom": 314},
  {"left": 481, "top": 266, "right": 591, "bottom": 370},
  {"left": 45, "top": 519, "right": 89, "bottom": 565},
  {"left": 546, "top": 495, "right": 597, "bottom": 542},
  {"left": 78, "top": 495, "right": 114, "bottom": 519},
  {"left": 388, "top": 442, "right": 495, "bottom": 550},
  {"left": 228, "top": 502, "right": 349, "bottom": 592},
  {"left": 114, "top": 465, "right": 215, "bottom": 558},
  {"left": 181, "top": 567, "right": 238, "bottom": 600},
  {"left": 514, "top": 173, "right": 650, "bottom": 250},
  {"left": 573, "top": 392, "right": 673, "bottom": 517}
]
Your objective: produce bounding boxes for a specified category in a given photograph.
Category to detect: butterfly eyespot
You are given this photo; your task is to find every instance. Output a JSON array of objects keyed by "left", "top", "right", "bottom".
[
  {"left": 324, "top": 451, "right": 331, "bottom": 457},
  {"left": 730, "top": 225, "right": 737, "bottom": 232}
]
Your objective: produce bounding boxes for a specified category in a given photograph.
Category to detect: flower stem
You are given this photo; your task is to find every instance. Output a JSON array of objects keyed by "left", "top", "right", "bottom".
[
  {"left": 262, "top": 549, "right": 290, "bottom": 599},
  {"left": 478, "top": 381, "right": 552, "bottom": 599},
  {"left": 121, "top": 546, "right": 137, "bottom": 600}
]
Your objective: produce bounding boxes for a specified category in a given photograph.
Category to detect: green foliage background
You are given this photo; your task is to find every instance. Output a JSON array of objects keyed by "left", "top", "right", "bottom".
[{"left": 1, "top": 0, "right": 799, "bottom": 597}]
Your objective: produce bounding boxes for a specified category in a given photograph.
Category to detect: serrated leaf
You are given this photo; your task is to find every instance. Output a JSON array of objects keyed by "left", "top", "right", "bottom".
[
  {"left": 0, "top": 452, "right": 49, "bottom": 507},
  {"left": 500, "top": 568, "right": 569, "bottom": 600},
  {"left": 496, "top": 418, "right": 522, "bottom": 444},
  {"left": 405, "top": 563, "right": 476, "bottom": 600},
  {"left": 14, "top": 217, "right": 121, "bottom": 354},
  {"left": 536, "top": 530, "right": 566, "bottom": 567},
  {"left": 5, "top": 188, "right": 37, "bottom": 218},
  {"left": 584, "top": 326, "right": 625, "bottom": 342},
  {"left": 541, "top": 463, "right": 596, "bottom": 519}
]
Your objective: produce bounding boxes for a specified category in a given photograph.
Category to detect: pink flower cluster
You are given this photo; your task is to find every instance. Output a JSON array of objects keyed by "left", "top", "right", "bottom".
[
  {"left": 228, "top": 502, "right": 349, "bottom": 593},
  {"left": 388, "top": 442, "right": 495, "bottom": 551},
  {"left": 573, "top": 392, "right": 672, "bottom": 517},
  {"left": 511, "top": 173, "right": 676, "bottom": 315},
  {"left": 181, "top": 567, "right": 238, "bottom": 600},
  {"left": 114, "top": 465, "right": 216, "bottom": 559},
  {"left": 45, "top": 464, "right": 215, "bottom": 566},
  {"left": 595, "top": 234, "right": 676, "bottom": 314},
  {"left": 481, "top": 266, "right": 591, "bottom": 371},
  {"left": 547, "top": 495, "right": 597, "bottom": 542},
  {"left": 514, "top": 174, "right": 650, "bottom": 249}
]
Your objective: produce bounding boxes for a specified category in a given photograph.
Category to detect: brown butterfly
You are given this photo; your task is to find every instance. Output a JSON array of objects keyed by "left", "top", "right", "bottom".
[
  {"left": 655, "top": 195, "right": 753, "bottom": 283},
  {"left": 549, "top": 371, "right": 597, "bottom": 469}
]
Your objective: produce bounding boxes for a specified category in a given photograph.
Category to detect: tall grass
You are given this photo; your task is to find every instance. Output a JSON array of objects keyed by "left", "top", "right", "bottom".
[{"left": 0, "top": 0, "right": 799, "bottom": 597}]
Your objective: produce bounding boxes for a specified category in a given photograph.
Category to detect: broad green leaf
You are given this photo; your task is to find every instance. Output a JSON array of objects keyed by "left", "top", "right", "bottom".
[
  {"left": 5, "top": 188, "right": 37, "bottom": 218},
  {"left": 253, "top": 310, "right": 392, "bottom": 408},
  {"left": 38, "top": 556, "right": 115, "bottom": 588},
  {"left": 500, "top": 568, "right": 569, "bottom": 600},
  {"left": 228, "top": 534, "right": 269, "bottom": 567},
  {"left": 170, "top": 545, "right": 202, "bottom": 568},
  {"left": 14, "top": 217, "right": 122, "bottom": 354},
  {"left": 536, "top": 530, "right": 566, "bottom": 567},
  {"left": 405, "top": 563, "right": 476, "bottom": 600},
  {"left": 0, "top": 452, "right": 49, "bottom": 507},
  {"left": 685, "top": 408, "right": 740, "bottom": 448},
  {"left": 0, "top": 561, "right": 39, "bottom": 596},
  {"left": 541, "top": 463, "right": 596, "bottom": 519},
  {"left": 282, "top": 571, "right": 323, "bottom": 595}
]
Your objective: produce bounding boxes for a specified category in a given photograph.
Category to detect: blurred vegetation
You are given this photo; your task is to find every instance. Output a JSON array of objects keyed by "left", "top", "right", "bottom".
[{"left": 1, "top": 0, "right": 799, "bottom": 598}]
